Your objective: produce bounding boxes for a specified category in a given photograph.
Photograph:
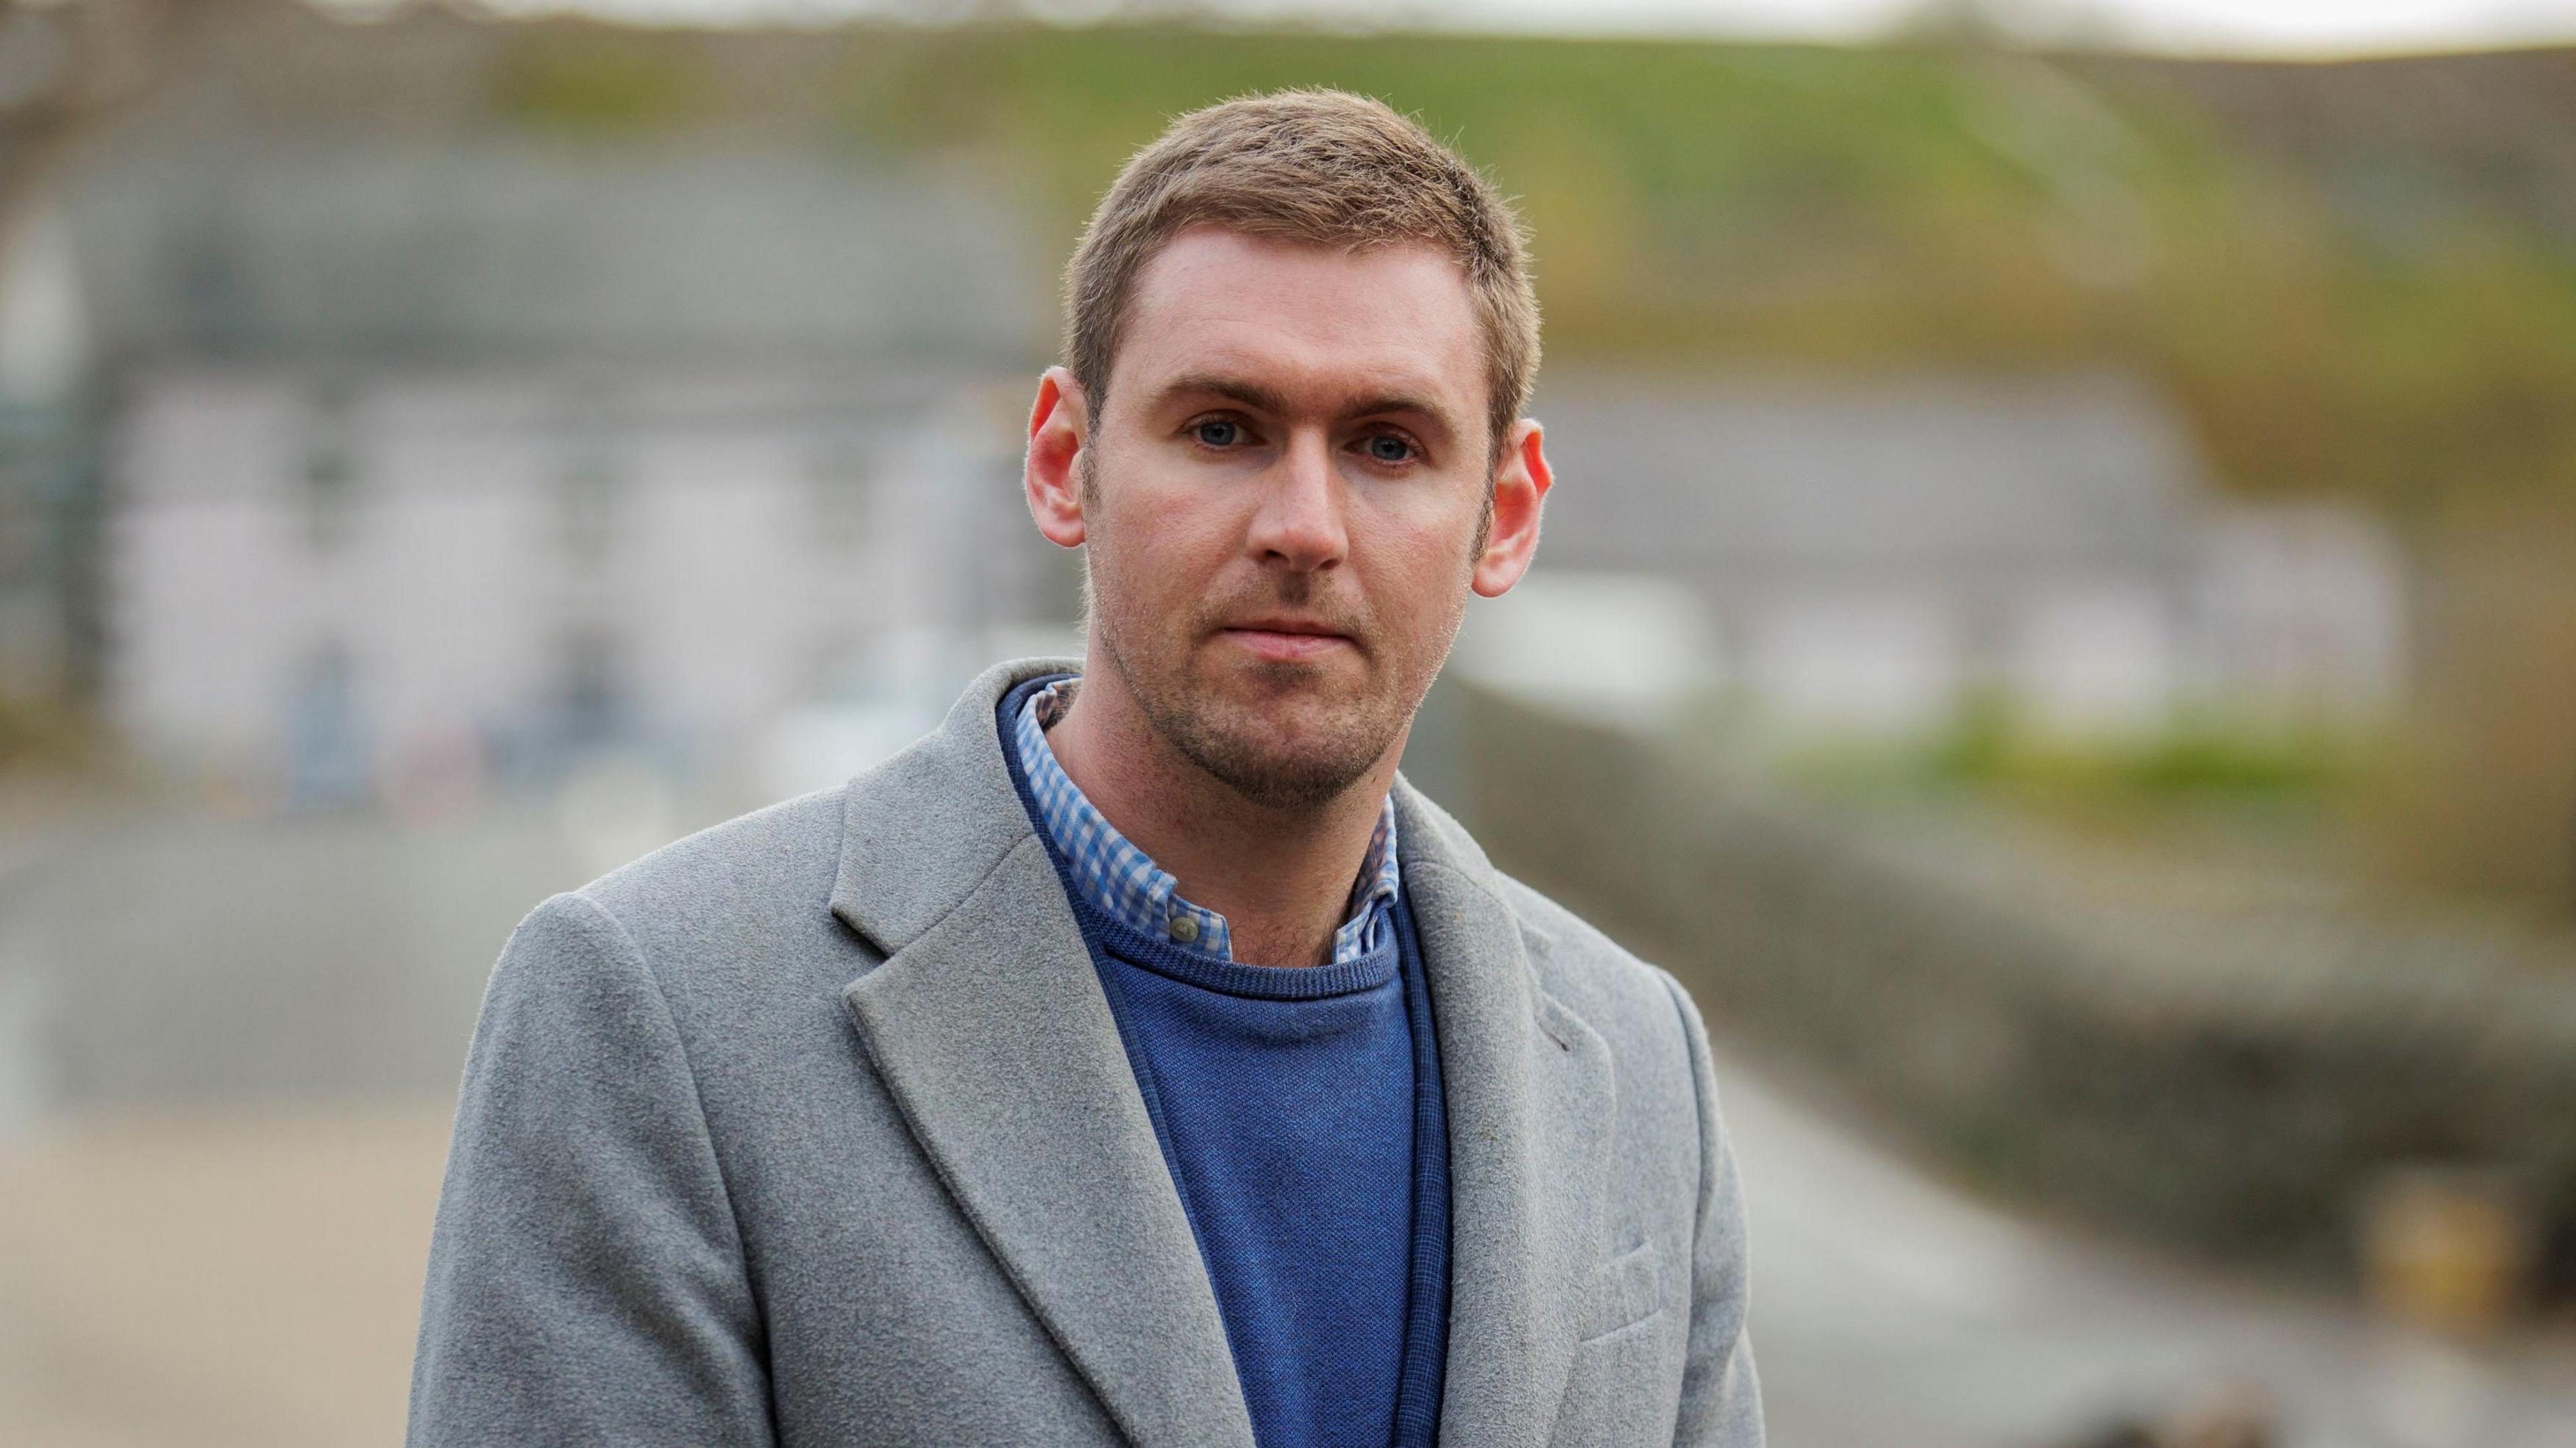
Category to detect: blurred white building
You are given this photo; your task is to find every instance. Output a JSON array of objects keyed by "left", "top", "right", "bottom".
[
  {"left": 1509, "top": 369, "right": 2404, "bottom": 740},
  {"left": 108, "top": 364, "right": 1056, "bottom": 803},
  {"left": 72, "top": 130, "right": 1072, "bottom": 802}
]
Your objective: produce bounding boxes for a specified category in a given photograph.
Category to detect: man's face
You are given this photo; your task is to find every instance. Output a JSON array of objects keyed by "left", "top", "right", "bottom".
[{"left": 1042, "top": 226, "right": 1514, "bottom": 810}]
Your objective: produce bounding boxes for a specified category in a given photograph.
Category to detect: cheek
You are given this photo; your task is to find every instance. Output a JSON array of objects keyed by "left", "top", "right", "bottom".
[
  {"left": 1351, "top": 488, "right": 1481, "bottom": 604},
  {"left": 1092, "top": 472, "right": 1236, "bottom": 608}
]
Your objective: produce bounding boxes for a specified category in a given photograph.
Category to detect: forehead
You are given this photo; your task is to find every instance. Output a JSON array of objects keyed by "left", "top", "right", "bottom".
[{"left": 1112, "top": 225, "right": 1485, "bottom": 418}]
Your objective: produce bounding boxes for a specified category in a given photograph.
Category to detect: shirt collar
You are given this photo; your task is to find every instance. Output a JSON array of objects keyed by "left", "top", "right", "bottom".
[{"left": 1016, "top": 675, "right": 1401, "bottom": 965}]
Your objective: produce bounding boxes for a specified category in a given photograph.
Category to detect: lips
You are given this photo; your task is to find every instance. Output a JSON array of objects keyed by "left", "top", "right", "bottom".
[{"left": 1218, "top": 617, "right": 1356, "bottom": 663}]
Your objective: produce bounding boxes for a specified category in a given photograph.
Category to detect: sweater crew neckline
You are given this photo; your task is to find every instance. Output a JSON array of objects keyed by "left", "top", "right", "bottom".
[{"left": 1085, "top": 905, "right": 1403, "bottom": 1002}]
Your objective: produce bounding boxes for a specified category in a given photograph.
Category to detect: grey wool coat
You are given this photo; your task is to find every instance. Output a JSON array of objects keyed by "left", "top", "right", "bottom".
[{"left": 409, "top": 657, "right": 1763, "bottom": 1447}]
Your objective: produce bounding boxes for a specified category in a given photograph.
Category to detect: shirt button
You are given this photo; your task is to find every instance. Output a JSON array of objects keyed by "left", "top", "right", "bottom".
[{"left": 1167, "top": 916, "right": 1199, "bottom": 944}]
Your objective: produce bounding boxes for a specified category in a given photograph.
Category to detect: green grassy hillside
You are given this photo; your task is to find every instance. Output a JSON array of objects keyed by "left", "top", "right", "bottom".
[{"left": 483, "top": 24, "right": 2576, "bottom": 514}]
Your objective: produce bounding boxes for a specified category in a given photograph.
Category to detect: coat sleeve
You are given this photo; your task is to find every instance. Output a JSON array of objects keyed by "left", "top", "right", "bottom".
[
  {"left": 1658, "top": 970, "right": 1765, "bottom": 1447},
  {"left": 409, "top": 891, "right": 775, "bottom": 1447}
]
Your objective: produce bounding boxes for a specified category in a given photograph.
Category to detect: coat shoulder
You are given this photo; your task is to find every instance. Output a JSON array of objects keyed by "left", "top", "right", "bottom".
[
  {"left": 580, "top": 787, "right": 848, "bottom": 930},
  {"left": 564, "top": 785, "right": 866, "bottom": 1008}
]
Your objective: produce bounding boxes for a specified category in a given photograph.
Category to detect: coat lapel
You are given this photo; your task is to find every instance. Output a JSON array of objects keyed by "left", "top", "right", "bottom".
[
  {"left": 833, "top": 659, "right": 1256, "bottom": 1448},
  {"left": 825, "top": 661, "right": 1613, "bottom": 1448},
  {"left": 1395, "top": 780, "right": 1619, "bottom": 1448}
]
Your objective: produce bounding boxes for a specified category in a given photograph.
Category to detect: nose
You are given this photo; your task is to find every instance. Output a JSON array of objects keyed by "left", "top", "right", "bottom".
[{"left": 1244, "top": 428, "right": 1348, "bottom": 573}]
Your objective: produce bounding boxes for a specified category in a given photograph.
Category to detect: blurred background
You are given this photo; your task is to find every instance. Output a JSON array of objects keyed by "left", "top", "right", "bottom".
[{"left": 1, "top": 0, "right": 2575, "bottom": 1443}]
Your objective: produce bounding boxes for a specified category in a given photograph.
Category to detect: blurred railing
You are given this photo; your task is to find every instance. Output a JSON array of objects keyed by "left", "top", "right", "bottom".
[{"left": 1455, "top": 683, "right": 2576, "bottom": 1313}]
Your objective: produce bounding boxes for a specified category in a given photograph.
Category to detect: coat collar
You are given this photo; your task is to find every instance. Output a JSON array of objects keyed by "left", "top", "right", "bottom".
[
  {"left": 833, "top": 658, "right": 1613, "bottom": 1448},
  {"left": 828, "top": 657, "right": 1075, "bottom": 959}
]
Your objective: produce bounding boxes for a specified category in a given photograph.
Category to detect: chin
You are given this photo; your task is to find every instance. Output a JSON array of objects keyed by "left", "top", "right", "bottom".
[
  {"left": 1201, "top": 740, "right": 1383, "bottom": 812},
  {"left": 1174, "top": 685, "right": 1400, "bottom": 812}
]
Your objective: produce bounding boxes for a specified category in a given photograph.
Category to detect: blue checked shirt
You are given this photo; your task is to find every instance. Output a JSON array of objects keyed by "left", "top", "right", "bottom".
[{"left": 1014, "top": 675, "right": 1401, "bottom": 964}]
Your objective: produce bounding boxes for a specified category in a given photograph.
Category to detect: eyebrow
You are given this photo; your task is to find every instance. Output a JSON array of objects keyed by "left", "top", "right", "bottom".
[{"left": 1155, "top": 372, "right": 1464, "bottom": 441}]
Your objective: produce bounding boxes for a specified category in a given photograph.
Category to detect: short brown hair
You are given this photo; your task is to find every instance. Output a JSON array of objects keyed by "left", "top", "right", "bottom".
[{"left": 1063, "top": 89, "right": 1540, "bottom": 466}]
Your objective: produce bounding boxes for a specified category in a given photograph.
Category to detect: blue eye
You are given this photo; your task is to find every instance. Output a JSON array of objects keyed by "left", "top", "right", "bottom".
[
  {"left": 1365, "top": 434, "right": 1414, "bottom": 463},
  {"left": 1193, "top": 419, "right": 1241, "bottom": 448}
]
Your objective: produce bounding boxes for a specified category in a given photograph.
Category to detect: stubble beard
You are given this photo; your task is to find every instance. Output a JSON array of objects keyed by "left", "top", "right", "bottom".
[{"left": 1092, "top": 571, "right": 1419, "bottom": 814}]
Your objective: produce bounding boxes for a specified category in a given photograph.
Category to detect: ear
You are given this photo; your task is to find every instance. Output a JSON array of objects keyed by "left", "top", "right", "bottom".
[
  {"left": 1471, "top": 417, "right": 1552, "bottom": 598},
  {"left": 1025, "top": 366, "right": 1089, "bottom": 549}
]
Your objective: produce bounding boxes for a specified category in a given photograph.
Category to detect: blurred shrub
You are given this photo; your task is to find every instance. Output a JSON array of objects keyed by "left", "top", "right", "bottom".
[
  {"left": 0, "top": 691, "right": 102, "bottom": 771},
  {"left": 492, "top": 33, "right": 712, "bottom": 133},
  {"left": 1777, "top": 689, "right": 2366, "bottom": 801},
  {"left": 2359, "top": 494, "right": 2576, "bottom": 915}
]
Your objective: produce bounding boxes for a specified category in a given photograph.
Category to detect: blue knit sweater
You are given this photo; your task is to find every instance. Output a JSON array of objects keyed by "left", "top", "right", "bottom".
[{"left": 998, "top": 679, "right": 1450, "bottom": 1448}]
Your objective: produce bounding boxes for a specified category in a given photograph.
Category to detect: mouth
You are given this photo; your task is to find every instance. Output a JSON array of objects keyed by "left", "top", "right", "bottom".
[{"left": 1217, "top": 616, "right": 1357, "bottom": 665}]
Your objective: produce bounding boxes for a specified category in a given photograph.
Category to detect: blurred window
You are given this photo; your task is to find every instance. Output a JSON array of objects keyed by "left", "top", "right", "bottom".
[{"left": 302, "top": 385, "right": 357, "bottom": 555}]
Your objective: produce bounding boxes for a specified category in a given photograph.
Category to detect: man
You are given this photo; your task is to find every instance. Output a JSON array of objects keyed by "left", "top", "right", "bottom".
[{"left": 411, "top": 89, "right": 1760, "bottom": 1447}]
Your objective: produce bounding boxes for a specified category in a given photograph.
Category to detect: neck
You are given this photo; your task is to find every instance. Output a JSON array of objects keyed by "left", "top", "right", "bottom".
[{"left": 1044, "top": 662, "right": 1400, "bottom": 969}]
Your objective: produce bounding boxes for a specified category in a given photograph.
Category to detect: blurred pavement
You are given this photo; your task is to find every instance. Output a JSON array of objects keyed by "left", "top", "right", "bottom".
[{"left": 0, "top": 805, "right": 2571, "bottom": 1445}]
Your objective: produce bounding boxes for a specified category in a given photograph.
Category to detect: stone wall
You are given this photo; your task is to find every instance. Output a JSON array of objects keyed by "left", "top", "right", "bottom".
[{"left": 1457, "top": 685, "right": 2576, "bottom": 1289}]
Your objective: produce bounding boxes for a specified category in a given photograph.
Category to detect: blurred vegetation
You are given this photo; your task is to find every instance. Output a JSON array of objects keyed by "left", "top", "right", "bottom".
[
  {"left": 0, "top": 691, "right": 110, "bottom": 773},
  {"left": 1761, "top": 691, "right": 2367, "bottom": 820},
  {"left": 1921, "top": 692, "right": 2363, "bottom": 796}
]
